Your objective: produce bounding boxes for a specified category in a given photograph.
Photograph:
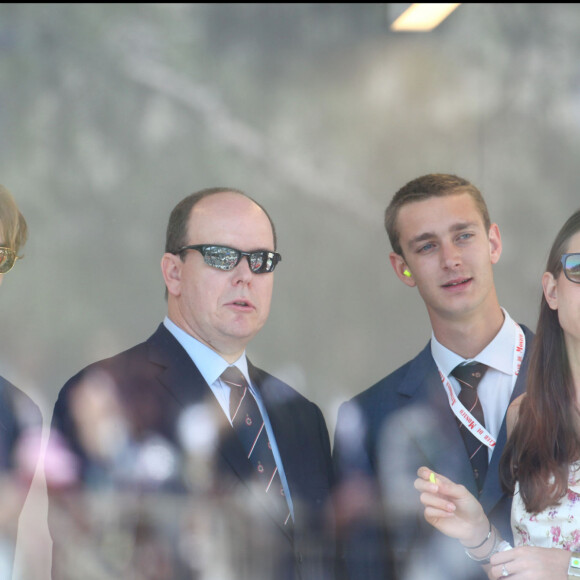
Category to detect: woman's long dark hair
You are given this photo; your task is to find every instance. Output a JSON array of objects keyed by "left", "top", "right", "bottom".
[{"left": 499, "top": 209, "right": 580, "bottom": 514}]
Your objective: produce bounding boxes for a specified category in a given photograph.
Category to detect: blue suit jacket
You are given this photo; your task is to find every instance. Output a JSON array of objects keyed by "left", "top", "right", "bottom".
[
  {"left": 49, "top": 324, "right": 335, "bottom": 580},
  {"left": 333, "top": 324, "right": 534, "bottom": 580},
  {"left": 0, "top": 374, "right": 42, "bottom": 571}
]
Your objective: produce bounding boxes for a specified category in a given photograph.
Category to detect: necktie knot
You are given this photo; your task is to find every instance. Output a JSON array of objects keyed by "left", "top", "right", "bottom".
[
  {"left": 451, "top": 362, "right": 488, "bottom": 390},
  {"left": 220, "top": 366, "right": 246, "bottom": 389},
  {"left": 220, "top": 366, "right": 247, "bottom": 420}
]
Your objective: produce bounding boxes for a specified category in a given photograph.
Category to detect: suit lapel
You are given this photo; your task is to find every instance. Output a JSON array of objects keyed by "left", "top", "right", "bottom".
[
  {"left": 146, "top": 325, "right": 255, "bottom": 483},
  {"left": 396, "top": 345, "right": 476, "bottom": 492}
]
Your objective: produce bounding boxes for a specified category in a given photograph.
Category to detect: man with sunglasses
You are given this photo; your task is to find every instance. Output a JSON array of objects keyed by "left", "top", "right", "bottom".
[
  {"left": 0, "top": 184, "right": 42, "bottom": 576},
  {"left": 333, "top": 174, "right": 534, "bottom": 580},
  {"left": 48, "top": 188, "right": 335, "bottom": 580}
]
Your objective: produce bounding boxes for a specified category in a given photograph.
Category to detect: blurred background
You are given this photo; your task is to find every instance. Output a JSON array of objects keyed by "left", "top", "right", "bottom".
[{"left": 1, "top": 4, "right": 580, "bottom": 578}]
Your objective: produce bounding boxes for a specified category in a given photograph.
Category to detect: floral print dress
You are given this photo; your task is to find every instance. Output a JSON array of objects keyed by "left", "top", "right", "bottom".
[{"left": 512, "top": 464, "right": 580, "bottom": 550}]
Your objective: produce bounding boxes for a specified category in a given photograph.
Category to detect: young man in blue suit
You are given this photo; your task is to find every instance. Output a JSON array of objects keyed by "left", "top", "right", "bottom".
[
  {"left": 48, "top": 188, "right": 335, "bottom": 580},
  {"left": 333, "top": 174, "right": 533, "bottom": 580}
]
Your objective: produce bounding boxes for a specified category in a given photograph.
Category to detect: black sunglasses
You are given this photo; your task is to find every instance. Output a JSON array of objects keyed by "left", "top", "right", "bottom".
[
  {"left": 0, "top": 247, "right": 17, "bottom": 274},
  {"left": 561, "top": 253, "right": 580, "bottom": 284},
  {"left": 175, "top": 244, "right": 281, "bottom": 274}
]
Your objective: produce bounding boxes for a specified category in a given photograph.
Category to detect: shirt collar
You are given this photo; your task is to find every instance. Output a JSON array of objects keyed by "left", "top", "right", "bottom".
[
  {"left": 163, "top": 316, "right": 249, "bottom": 386},
  {"left": 430, "top": 308, "right": 516, "bottom": 377}
]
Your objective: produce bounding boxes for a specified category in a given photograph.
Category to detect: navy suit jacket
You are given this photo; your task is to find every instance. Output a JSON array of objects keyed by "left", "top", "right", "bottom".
[
  {"left": 333, "top": 324, "right": 534, "bottom": 580},
  {"left": 49, "top": 324, "right": 335, "bottom": 580},
  {"left": 0, "top": 374, "right": 42, "bottom": 570}
]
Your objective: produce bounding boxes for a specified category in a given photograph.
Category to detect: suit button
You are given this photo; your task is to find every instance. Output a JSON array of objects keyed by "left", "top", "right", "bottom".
[{"left": 296, "top": 552, "right": 303, "bottom": 564}]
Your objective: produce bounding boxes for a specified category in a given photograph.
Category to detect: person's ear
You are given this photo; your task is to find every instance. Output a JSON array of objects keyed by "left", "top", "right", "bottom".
[
  {"left": 542, "top": 271, "right": 558, "bottom": 310},
  {"left": 389, "top": 252, "right": 416, "bottom": 287},
  {"left": 161, "top": 253, "right": 183, "bottom": 297},
  {"left": 488, "top": 223, "right": 502, "bottom": 265}
]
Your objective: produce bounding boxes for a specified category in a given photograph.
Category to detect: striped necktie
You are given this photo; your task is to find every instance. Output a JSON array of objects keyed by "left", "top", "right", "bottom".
[
  {"left": 221, "top": 366, "right": 292, "bottom": 529},
  {"left": 451, "top": 362, "right": 489, "bottom": 495}
]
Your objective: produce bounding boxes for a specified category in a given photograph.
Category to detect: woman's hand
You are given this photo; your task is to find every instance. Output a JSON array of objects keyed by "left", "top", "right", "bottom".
[
  {"left": 414, "top": 466, "right": 490, "bottom": 549},
  {"left": 489, "top": 545, "right": 569, "bottom": 579}
]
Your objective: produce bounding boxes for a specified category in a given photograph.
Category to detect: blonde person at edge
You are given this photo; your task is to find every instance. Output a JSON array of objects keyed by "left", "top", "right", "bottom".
[
  {"left": 0, "top": 184, "right": 42, "bottom": 575},
  {"left": 415, "top": 209, "right": 580, "bottom": 580}
]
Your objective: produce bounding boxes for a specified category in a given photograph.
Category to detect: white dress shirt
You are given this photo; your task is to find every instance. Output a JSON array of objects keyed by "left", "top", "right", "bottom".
[{"left": 430, "top": 308, "right": 521, "bottom": 461}]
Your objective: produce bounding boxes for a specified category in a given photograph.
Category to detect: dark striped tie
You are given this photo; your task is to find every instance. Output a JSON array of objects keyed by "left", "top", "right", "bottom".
[
  {"left": 451, "top": 362, "right": 489, "bottom": 495},
  {"left": 221, "top": 366, "right": 292, "bottom": 529}
]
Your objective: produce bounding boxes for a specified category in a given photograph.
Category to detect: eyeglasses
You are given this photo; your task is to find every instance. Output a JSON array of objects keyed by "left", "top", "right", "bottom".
[
  {"left": 0, "top": 247, "right": 17, "bottom": 274},
  {"left": 561, "top": 253, "right": 580, "bottom": 284},
  {"left": 175, "top": 244, "right": 281, "bottom": 274}
]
